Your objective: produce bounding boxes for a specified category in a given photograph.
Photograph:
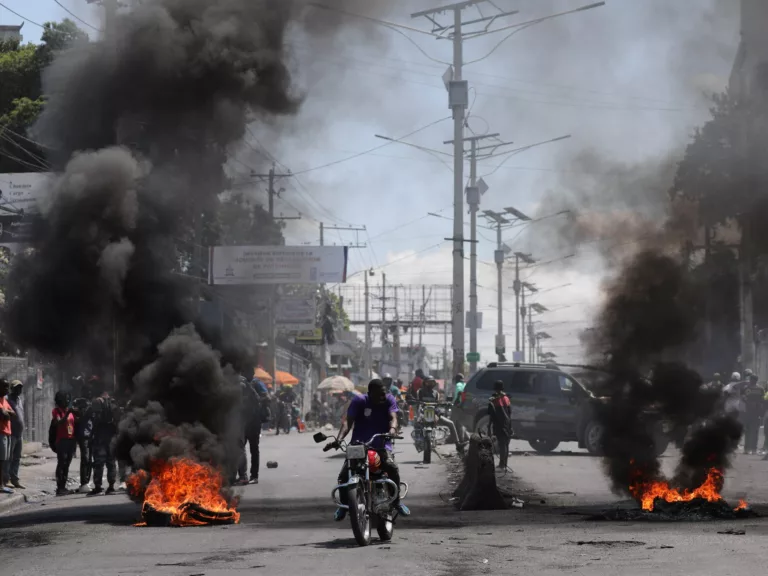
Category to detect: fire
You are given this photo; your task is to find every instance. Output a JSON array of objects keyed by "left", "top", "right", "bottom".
[
  {"left": 629, "top": 467, "right": 748, "bottom": 512},
  {"left": 127, "top": 457, "right": 240, "bottom": 526},
  {"left": 630, "top": 467, "right": 722, "bottom": 512}
]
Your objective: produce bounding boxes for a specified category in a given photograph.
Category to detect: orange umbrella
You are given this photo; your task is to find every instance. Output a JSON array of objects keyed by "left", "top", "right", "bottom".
[
  {"left": 253, "top": 367, "right": 273, "bottom": 384},
  {"left": 253, "top": 367, "right": 299, "bottom": 387},
  {"left": 276, "top": 371, "right": 299, "bottom": 386}
]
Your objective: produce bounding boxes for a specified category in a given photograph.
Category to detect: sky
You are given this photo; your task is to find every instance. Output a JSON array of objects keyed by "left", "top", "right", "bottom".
[{"left": 0, "top": 0, "right": 743, "bottom": 367}]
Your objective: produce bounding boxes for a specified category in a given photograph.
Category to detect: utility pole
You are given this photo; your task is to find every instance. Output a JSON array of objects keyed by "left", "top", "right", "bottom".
[
  {"left": 445, "top": 132, "right": 500, "bottom": 373},
  {"left": 381, "top": 273, "right": 388, "bottom": 362},
  {"left": 364, "top": 271, "right": 371, "bottom": 380},
  {"left": 410, "top": 300, "right": 416, "bottom": 376},
  {"left": 319, "top": 225, "right": 326, "bottom": 381},
  {"left": 512, "top": 251, "right": 535, "bottom": 360},
  {"left": 412, "top": 0, "right": 602, "bottom": 377}
]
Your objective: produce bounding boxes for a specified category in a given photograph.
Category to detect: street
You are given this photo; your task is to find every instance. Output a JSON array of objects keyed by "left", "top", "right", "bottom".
[{"left": 2, "top": 433, "right": 768, "bottom": 576}]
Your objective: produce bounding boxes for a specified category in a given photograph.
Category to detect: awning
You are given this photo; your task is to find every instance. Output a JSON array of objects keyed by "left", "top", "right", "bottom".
[{"left": 253, "top": 367, "right": 300, "bottom": 387}]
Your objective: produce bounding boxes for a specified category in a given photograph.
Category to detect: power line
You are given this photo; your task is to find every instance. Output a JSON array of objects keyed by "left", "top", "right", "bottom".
[
  {"left": 0, "top": 2, "right": 43, "bottom": 27},
  {"left": 52, "top": 0, "right": 103, "bottom": 32}
]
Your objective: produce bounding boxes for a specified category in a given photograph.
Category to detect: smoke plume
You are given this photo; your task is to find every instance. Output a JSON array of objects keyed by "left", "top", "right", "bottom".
[{"left": 3, "top": 0, "right": 397, "bottom": 481}]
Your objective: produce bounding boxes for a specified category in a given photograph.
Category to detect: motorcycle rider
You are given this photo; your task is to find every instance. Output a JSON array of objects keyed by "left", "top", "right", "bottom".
[
  {"left": 488, "top": 380, "right": 512, "bottom": 470},
  {"left": 453, "top": 373, "right": 466, "bottom": 406},
  {"left": 417, "top": 376, "right": 440, "bottom": 402},
  {"left": 333, "top": 379, "right": 410, "bottom": 521},
  {"left": 409, "top": 369, "right": 425, "bottom": 399}
]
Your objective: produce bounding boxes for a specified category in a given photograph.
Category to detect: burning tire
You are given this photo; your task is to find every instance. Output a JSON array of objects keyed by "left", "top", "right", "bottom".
[
  {"left": 528, "top": 439, "right": 560, "bottom": 454},
  {"left": 584, "top": 420, "right": 605, "bottom": 455}
]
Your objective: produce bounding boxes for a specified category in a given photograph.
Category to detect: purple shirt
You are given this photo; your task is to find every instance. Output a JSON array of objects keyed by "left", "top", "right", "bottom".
[{"left": 348, "top": 393, "right": 398, "bottom": 451}]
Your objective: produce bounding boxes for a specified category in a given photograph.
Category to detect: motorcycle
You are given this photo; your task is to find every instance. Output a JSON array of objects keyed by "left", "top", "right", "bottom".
[
  {"left": 411, "top": 402, "right": 466, "bottom": 463},
  {"left": 314, "top": 431, "right": 408, "bottom": 547}
]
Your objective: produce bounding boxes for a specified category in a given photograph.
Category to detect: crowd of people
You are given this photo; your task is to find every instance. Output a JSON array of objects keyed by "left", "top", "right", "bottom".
[{"left": 706, "top": 370, "right": 768, "bottom": 456}]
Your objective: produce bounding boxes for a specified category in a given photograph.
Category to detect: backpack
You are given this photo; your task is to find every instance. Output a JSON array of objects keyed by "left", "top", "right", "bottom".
[{"left": 48, "top": 419, "right": 57, "bottom": 454}]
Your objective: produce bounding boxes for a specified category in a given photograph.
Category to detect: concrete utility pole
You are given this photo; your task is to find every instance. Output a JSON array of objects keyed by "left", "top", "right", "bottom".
[
  {"left": 364, "top": 271, "right": 371, "bottom": 380},
  {"left": 411, "top": 0, "right": 603, "bottom": 377},
  {"left": 520, "top": 282, "right": 537, "bottom": 362},
  {"left": 482, "top": 210, "right": 530, "bottom": 362},
  {"left": 513, "top": 251, "right": 535, "bottom": 360}
]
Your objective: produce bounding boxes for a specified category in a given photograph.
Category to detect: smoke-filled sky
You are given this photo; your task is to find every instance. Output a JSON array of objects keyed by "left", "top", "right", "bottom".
[{"left": 3, "top": 0, "right": 742, "bottom": 364}]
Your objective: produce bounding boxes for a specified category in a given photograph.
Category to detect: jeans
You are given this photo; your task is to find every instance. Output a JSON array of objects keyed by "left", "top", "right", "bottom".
[
  {"left": 337, "top": 449, "right": 401, "bottom": 507},
  {"left": 744, "top": 414, "right": 761, "bottom": 453},
  {"left": 77, "top": 437, "right": 92, "bottom": 486},
  {"left": 8, "top": 435, "right": 21, "bottom": 483},
  {"left": 246, "top": 423, "right": 261, "bottom": 479},
  {"left": 494, "top": 431, "right": 511, "bottom": 469},
  {"left": 92, "top": 436, "right": 116, "bottom": 488},
  {"left": 55, "top": 438, "right": 76, "bottom": 490}
]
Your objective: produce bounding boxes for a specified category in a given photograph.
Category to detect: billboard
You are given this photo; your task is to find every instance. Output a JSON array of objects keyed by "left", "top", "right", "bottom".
[
  {"left": 276, "top": 297, "right": 317, "bottom": 332},
  {"left": 0, "top": 173, "right": 54, "bottom": 247},
  {"left": 209, "top": 245, "right": 348, "bottom": 285}
]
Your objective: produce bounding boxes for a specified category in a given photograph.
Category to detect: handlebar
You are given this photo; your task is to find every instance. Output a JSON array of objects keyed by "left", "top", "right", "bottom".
[{"left": 321, "top": 433, "right": 403, "bottom": 453}]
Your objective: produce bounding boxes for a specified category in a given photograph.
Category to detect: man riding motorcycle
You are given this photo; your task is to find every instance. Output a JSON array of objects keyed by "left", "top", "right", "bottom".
[
  {"left": 333, "top": 379, "right": 410, "bottom": 521},
  {"left": 417, "top": 376, "right": 440, "bottom": 402}
]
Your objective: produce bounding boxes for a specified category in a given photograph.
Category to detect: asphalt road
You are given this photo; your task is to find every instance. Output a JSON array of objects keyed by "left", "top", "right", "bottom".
[{"left": 2, "top": 434, "right": 768, "bottom": 576}]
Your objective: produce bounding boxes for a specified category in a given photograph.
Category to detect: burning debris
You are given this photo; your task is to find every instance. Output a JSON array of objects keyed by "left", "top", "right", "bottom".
[
  {"left": 128, "top": 458, "right": 240, "bottom": 527},
  {"left": 1, "top": 0, "right": 398, "bottom": 526}
]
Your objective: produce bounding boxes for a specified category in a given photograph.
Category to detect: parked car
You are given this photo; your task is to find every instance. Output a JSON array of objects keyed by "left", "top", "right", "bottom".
[{"left": 452, "top": 362, "right": 669, "bottom": 455}]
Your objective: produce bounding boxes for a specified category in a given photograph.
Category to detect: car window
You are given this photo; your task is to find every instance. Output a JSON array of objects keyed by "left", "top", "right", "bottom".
[
  {"left": 535, "top": 372, "right": 564, "bottom": 397},
  {"left": 473, "top": 370, "right": 500, "bottom": 391},
  {"left": 509, "top": 371, "right": 536, "bottom": 394},
  {"left": 559, "top": 374, "right": 573, "bottom": 392}
]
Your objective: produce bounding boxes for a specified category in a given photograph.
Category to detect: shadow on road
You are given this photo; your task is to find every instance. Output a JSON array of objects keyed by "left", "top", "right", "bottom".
[{"left": 0, "top": 500, "right": 140, "bottom": 529}]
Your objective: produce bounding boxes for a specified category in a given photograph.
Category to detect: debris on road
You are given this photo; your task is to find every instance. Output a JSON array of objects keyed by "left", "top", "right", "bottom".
[{"left": 717, "top": 529, "right": 746, "bottom": 535}]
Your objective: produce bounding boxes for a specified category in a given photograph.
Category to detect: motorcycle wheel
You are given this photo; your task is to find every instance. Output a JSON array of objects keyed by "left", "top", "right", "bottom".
[
  {"left": 423, "top": 434, "right": 432, "bottom": 464},
  {"left": 376, "top": 516, "right": 394, "bottom": 541},
  {"left": 347, "top": 485, "right": 371, "bottom": 546}
]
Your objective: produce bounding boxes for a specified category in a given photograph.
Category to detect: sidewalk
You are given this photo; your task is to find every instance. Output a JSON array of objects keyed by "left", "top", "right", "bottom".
[{"left": 0, "top": 443, "right": 81, "bottom": 514}]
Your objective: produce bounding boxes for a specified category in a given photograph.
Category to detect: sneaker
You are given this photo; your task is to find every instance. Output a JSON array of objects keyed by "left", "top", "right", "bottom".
[
  {"left": 334, "top": 507, "right": 347, "bottom": 522},
  {"left": 235, "top": 478, "right": 249, "bottom": 487},
  {"left": 55, "top": 488, "right": 69, "bottom": 496},
  {"left": 78, "top": 484, "right": 91, "bottom": 494},
  {"left": 395, "top": 503, "right": 411, "bottom": 517},
  {"left": 87, "top": 487, "right": 103, "bottom": 497},
  {"left": 105, "top": 485, "right": 116, "bottom": 495},
  {"left": 11, "top": 481, "right": 25, "bottom": 489},
  {"left": 118, "top": 482, "right": 127, "bottom": 491},
  {"left": 1, "top": 486, "right": 14, "bottom": 495},
  {"left": 249, "top": 477, "right": 259, "bottom": 485}
]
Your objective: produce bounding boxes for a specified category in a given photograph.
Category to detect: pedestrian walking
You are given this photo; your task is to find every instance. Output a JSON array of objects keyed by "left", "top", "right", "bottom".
[
  {"left": 0, "top": 379, "right": 16, "bottom": 494},
  {"left": 52, "top": 391, "right": 76, "bottom": 496},
  {"left": 742, "top": 374, "right": 764, "bottom": 455},
  {"left": 5, "top": 380, "right": 24, "bottom": 489},
  {"left": 487, "top": 380, "right": 512, "bottom": 470},
  {"left": 87, "top": 387, "right": 119, "bottom": 496}
]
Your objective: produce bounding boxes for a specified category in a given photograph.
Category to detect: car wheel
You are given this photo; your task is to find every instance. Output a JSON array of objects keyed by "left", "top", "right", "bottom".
[
  {"left": 584, "top": 420, "right": 604, "bottom": 455},
  {"left": 528, "top": 439, "right": 559, "bottom": 454}
]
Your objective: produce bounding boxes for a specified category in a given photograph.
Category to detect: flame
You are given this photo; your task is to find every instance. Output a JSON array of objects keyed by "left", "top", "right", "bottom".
[
  {"left": 127, "top": 458, "right": 240, "bottom": 526},
  {"left": 735, "top": 499, "right": 748, "bottom": 511},
  {"left": 630, "top": 467, "right": 723, "bottom": 512}
]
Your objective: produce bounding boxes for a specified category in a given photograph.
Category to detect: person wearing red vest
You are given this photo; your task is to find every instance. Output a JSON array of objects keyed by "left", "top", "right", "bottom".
[{"left": 487, "top": 380, "right": 512, "bottom": 470}]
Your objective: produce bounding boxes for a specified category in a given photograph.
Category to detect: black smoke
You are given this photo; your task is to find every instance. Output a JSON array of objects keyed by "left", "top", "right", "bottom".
[
  {"left": 587, "top": 250, "right": 742, "bottom": 496},
  {"left": 2, "top": 0, "right": 397, "bottom": 482}
]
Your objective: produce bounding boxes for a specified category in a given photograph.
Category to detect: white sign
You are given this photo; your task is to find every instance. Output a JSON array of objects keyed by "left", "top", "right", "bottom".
[
  {"left": 0, "top": 173, "right": 54, "bottom": 247},
  {"left": 276, "top": 297, "right": 317, "bottom": 332},
  {"left": 209, "top": 246, "right": 348, "bottom": 285}
]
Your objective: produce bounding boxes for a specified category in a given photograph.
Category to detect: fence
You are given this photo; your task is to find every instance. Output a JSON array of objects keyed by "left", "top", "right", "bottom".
[{"left": 0, "top": 357, "right": 55, "bottom": 445}]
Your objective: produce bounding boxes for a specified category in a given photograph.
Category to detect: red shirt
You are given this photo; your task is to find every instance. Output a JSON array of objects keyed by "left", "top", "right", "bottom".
[
  {"left": 0, "top": 397, "right": 11, "bottom": 436},
  {"left": 52, "top": 407, "right": 75, "bottom": 441},
  {"left": 411, "top": 377, "right": 423, "bottom": 395}
]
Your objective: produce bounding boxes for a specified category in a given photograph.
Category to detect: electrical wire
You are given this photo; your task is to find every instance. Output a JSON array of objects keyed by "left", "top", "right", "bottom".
[
  {"left": 291, "top": 116, "right": 451, "bottom": 177},
  {"left": 0, "top": 2, "right": 43, "bottom": 27},
  {"left": 374, "top": 242, "right": 443, "bottom": 272},
  {"left": 0, "top": 132, "right": 50, "bottom": 170},
  {"left": 464, "top": 22, "right": 539, "bottom": 66},
  {"left": 52, "top": 0, "right": 103, "bottom": 32}
]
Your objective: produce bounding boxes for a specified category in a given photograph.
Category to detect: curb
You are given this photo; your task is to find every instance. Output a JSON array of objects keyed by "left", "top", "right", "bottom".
[{"left": 0, "top": 493, "right": 26, "bottom": 515}]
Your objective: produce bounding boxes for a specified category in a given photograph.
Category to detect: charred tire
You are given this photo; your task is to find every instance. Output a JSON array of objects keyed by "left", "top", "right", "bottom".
[
  {"left": 474, "top": 414, "right": 498, "bottom": 454},
  {"left": 376, "top": 517, "right": 394, "bottom": 541},
  {"left": 347, "top": 485, "right": 371, "bottom": 546},
  {"left": 423, "top": 434, "right": 432, "bottom": 464},
  {"left": 584, "top": 420, "right": 604, "bottom": 455},
  {"left": 528, "top": 439, "right": 559, "bottom": 454}
]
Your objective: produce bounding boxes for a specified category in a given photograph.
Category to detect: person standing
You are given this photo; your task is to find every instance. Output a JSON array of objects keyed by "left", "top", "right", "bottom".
[
  {"left": 6, "top": 381, "right": 24, "bottom": 489},
  {"left": 72, "top": 379, "right": 94, "bottom": 494},
  {"left": 87, "top": 388, "right": 119, "bottom": 495},
  {"left": 52, "top": 391, "right": 76, "bottom": 496},
  {"left": 245, "top": 379, "right": 268, "bottom": 484},
  {"left": 487, "top": 380, "right": 512, "bottom": 470},
  {"left": 0, "top": 379, "right": 15, "bottom": 494},
  {"left": 453, "top": 373, "right": 467, "bottom": 405},
  {"left": 742, "top": 374, "right": 765, "bottom": 455}
]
